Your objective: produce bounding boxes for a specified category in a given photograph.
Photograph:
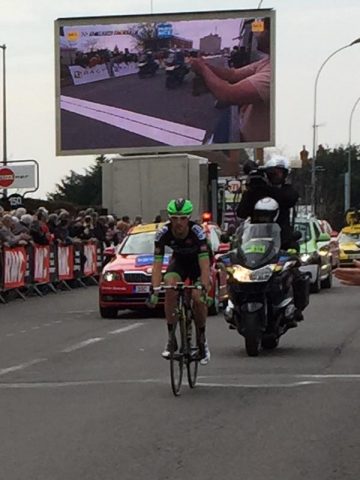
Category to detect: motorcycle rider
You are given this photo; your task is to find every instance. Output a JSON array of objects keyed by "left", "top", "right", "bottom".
[
  {"left": 237, "top": 155, "right": 299, "bottom": 250},
  {"left": 234, "top": 155, "right": 306, "bottom": 326}
]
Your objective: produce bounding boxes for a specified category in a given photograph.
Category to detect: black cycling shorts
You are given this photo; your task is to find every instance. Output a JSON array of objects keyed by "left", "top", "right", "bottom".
[{"left": 165, "top": 256, "right": 201, "bottom": 282}]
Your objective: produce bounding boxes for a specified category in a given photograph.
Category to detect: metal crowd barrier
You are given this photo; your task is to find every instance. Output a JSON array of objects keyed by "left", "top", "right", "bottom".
[{"left": 0, "top": 240, "right": 104, "bottom": 304}]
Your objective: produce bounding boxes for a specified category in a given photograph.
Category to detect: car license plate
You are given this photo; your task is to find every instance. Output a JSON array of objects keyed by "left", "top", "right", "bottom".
[
  {"left": 134, "top": 285, "right": 150, "bottom": 293},
  {"left": 348, "top": 254, "right": 360, "bottom": 259}
]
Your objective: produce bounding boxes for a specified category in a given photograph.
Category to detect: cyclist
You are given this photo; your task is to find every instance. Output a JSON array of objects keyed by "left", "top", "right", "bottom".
[{"left": 148, "top": 198, "right": 211, "bottom": 365}]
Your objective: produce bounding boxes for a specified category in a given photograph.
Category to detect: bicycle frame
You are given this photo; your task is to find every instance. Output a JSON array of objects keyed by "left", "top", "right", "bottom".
[{"left": 161, "top": 282, "right": 203, "bottom": 396}]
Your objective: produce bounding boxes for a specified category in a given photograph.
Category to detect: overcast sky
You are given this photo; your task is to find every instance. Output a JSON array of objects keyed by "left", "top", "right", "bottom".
[{"left": 1, "top": 0, "right": 360, "bottom": 197}]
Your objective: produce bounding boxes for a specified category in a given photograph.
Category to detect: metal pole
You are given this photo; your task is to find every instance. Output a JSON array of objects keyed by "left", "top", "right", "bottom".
[
  {"left": 345, "top": 96, "right": 360, "bottom": 212},
  {"left": 311, "top": 44, "right": 350, "bottom": 215},
  {"left": 1, "top": 44, "right": 7, "bottom": 199}
]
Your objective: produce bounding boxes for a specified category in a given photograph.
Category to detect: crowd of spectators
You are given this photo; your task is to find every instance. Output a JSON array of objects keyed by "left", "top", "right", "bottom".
[{"left": 0, "top": 205, "right": 150, "bottom": 249}]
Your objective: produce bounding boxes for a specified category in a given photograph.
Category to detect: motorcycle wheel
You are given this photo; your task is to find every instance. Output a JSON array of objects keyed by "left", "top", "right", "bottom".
[
  {"left": 245, "top": 334, "right": 261, "bottom": 356},
  {"left": 261, "top": 334, "right": 279, "bottom": 350},
  {"left": 310, "top": 266, "right": 321, "bottom": 293}
]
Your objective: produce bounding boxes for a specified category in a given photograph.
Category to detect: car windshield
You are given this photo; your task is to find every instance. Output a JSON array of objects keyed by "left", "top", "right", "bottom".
[
  {"left": 119, "top": 231, "right": 172, "bottom": 255},
  {"left": 338, "top": 232, "right": 360, "bottom": 243},
  {"left": 294, "top": 222, "right": 311, "bottom": 243}
]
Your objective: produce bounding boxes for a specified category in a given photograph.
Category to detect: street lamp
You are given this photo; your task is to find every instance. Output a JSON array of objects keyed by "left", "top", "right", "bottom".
[
  {"left": 344, "top": 96, "right": 360, "bottom": 212},
  {"left": 0, "top": 44, "right": 7, "bottom": 200},
  {"left": 0, "top": 44, "right": 6, "bottom": 167},
  {"left": 311, "top": 37, "right": 360, "bottom": 214}
]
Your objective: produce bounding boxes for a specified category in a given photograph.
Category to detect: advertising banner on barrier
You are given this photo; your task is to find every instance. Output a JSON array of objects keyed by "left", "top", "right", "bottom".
[
  {"left": 57, "top": 245, "right": 74, "bottom": 280},
  {"left": 33, "top": 245, "right": 50, "bottom": 284},
  {"left": 83, "top": 243, "right": 98, "bottom": 276},
  {"left": 68, "top": 64, "right": 110, "bottom": 86},
  {"left": 4, "top": 247, "right": 27, "bottom": 290},
  {"left": 112, "top": 61, "right": 139, "bottom": 77}
]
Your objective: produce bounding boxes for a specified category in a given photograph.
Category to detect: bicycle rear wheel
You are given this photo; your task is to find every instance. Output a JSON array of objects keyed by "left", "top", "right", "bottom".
[
  {"left": 170, "top": 321, "right": 184, "bottom": 396},
  {"left": 186, "top": 311, "right": 199, "bottom": 388}
]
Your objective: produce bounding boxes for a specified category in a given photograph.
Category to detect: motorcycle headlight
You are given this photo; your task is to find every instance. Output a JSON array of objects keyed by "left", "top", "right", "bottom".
[
  {"left": 103, "top": 271, "right": 122, "bottom": 282},
  {"left": 231, "top": 265, "right": 251, "bottom": 282},
  {"left": 300, "top": 253, "right": 312, "bottom": 262},
  {"left": 249, "top": 265, "right": 275, "bottom": 282},
  {"left": 230, "top": 265, "right": 274, "bottom": 283}
]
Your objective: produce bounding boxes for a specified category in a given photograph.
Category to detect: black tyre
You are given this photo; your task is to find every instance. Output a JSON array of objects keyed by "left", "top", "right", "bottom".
[
  {"left": 100, "top": 306, "right": 118, "bottom": 319},
  {"left": 261, "top": 334, "right": 279, "bottom": 350},
  {"left": 243, "top": 313, "right": 262, "bottom": 356},
  {"left": 186, "top": 317, "right": 198, "bottom": 388},
  {"left": 310, "top": 266, "right": 321, "bottom": 293},
  {"left": 321, "top": 271, "right": 333, "bottom": 289},
  {"left": 245, "top": 334, "right": 261, "bottom": 356},
  {"left": 170, "top": 321, "right": 184, "bottom": 397}
]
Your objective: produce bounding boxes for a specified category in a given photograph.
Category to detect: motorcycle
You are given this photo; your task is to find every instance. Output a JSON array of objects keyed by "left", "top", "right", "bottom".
[
  {"left": 138, "top": 54, "right": 159, "bottom": 78},
  {"left": 165, "top": 52, "right": 189, "bottom": 89},
  {"left": 222, "top": 222, "right": 309, "bottom": 356}
]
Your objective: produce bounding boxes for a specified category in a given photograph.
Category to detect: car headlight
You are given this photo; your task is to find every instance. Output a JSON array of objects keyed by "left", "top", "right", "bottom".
[{"left": 103, "top": 271, "right": 122, "bottom": 282}]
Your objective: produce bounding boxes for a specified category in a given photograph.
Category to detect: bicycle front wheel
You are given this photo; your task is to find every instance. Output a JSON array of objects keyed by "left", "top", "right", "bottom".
[
  {"left": 186, "top": 313, "right": 199, "bottom": 388},
  {"left": 170, "top": 322, "right": 184, "bottom": 396}
]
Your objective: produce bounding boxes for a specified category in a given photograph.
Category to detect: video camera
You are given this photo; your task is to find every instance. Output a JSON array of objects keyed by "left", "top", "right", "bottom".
[{"left": 243, "top": 161, "right": 269, "bottom": 190}]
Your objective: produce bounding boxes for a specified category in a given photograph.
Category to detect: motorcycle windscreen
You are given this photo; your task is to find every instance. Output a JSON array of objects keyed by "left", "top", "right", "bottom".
[{"left": 236, "top": 223, "right": 281, "bottom": 269}]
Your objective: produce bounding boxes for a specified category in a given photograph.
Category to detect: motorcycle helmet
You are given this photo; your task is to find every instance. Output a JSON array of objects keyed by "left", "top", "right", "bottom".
[
  {"left": 264, "top": 155, "right": 290, "bottom": 185},
  {"left": 253, "top": 197, "right": 279, "bottom": 223},
  {"left": 167, "top": 198, "right": 193, "bottom": 216}
]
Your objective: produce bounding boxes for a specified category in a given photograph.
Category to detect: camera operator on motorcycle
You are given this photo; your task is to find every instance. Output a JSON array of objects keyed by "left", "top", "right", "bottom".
[
  {"left": 234, "top": 154, "right": 307, "bottom": 327},
  {"left": 237, "top": 155, "right": 299, "bottom": 251}
]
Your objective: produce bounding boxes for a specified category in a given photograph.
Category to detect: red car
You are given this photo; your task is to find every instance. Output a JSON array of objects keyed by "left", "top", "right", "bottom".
[{"left": 99, "top": 222, "right": 229, "bottom": 318}]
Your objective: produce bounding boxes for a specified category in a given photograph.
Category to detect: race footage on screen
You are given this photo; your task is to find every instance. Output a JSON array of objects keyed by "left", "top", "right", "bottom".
[{"left": 56, "top": 9, "right": 275, "bottom": 155}]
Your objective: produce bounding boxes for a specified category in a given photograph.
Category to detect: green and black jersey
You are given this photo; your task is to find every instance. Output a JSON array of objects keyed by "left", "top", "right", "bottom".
[{"left": 154, "top": 221, "right": 210, "bottom": 264}]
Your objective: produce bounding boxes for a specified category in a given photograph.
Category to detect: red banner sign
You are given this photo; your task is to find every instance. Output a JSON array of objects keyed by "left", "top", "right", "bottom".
[
  {"left": 83, "top": 243, "right": 98, "bottom": 276},
  {"left": 33, "top": 245, "right": 50, "bottom": 284},
  {"left": 57, "top": 245, "right": 74, "bottom": 280},
  {"left": 3, "top": 247, "right": 27, "bottom": 290}
]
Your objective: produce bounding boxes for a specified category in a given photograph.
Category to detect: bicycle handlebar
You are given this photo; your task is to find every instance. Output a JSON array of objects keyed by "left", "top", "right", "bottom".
[{"left": 160, "top": 283, "right": 205, "bottom": 292}]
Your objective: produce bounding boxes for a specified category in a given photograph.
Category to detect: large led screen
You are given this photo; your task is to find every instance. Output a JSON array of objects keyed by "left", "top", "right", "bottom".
[{"left": 55, "top": 9, "right": 275, "bottom": 156}]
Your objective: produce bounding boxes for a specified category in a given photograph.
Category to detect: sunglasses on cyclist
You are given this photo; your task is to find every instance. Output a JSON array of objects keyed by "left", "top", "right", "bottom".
[{"left": 169, "top": 215, "right": 190, "bottom": 221}]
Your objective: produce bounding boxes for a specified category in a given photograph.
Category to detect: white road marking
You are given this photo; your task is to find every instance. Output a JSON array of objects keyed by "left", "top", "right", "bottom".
[
  {"left": 0, "top": 358, "right": 46, "bottom": 377},
  {"left": 107, "top": 322, "right": 144, "bottom": 335},
  {"left": 6, "top": 333, "right": 14, "bottom": 337},
  {"left": 65, "top": 310, "right": 97, "bottom": 314},
  {"left": 61, "top": 95, "right": 206, "bottom": 146},
  {"left": 197, "top": 381, "right": 320, "bottom": 388},
  {"left": 297, "top": 374, "right": 360, "bottom": 378},
  {"left": 43, "top": 323, "right": 51, "bottom": 327},
  {"left": 54, "top": 321, "right": 62, "bottom": 324},
  {"left": 20, "top": 330, "right": 27, "bottom": 333},
  {"left": 61, "top": 337, "right": 104, "bottom": 353},
  {"left": 1, "top": 374, "right": 360, "bottom": 389},
  {"left": 31, "top": 326, "right": 40, "bottom": 330}
]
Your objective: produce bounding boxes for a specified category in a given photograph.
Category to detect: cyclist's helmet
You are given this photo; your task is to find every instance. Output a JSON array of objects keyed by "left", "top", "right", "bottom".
[
  {"left": 167, "top": 198, "right": 193, "bottom": 216},
  {"left": 253, "top": 197, "right": 279, "bottom": 223},
  {"left": 264, "top": 155, "right": 290, "bottom": 185}
]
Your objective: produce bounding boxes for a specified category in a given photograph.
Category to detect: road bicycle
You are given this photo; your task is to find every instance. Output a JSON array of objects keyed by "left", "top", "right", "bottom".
[{"left": 161, "top": 283, "right": 203, "bottom": 396}]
